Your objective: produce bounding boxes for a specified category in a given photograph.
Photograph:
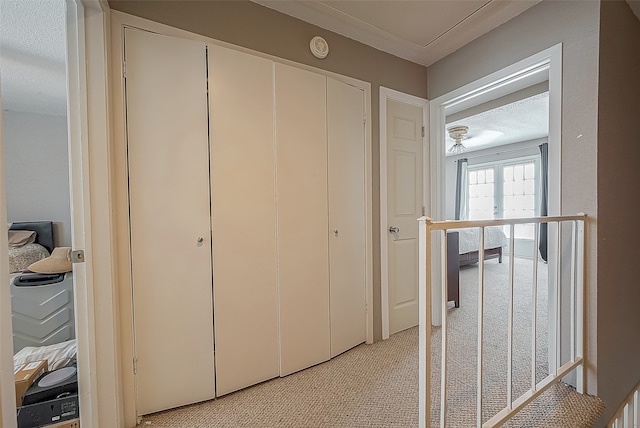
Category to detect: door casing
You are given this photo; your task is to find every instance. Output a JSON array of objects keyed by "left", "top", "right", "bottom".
[{"left": 427, "top": 44, "right": 562, "bottom": 345}]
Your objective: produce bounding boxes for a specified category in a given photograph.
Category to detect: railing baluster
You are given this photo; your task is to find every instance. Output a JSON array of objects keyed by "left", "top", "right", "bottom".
[
  {"left": 532, "top": 224, "right": 540, "bottom": 391},
  {"left": 441, "top": 230, "right": 448, "bottom": 428},
  {"left": 418, "top": 218, "right": 430, "bottom": 428},
  {"left": 419, "top": 214, "right": 588, "bottom": 428},
  {"left": 576, "top": 218, "right": 585, "bottom": 393},
  {"left": 555, "top": 221, "right": 562, "bottom": 375},
  {"left": 607, "top": 384, "right": 640, "bottom": 427},
  {"left": 507, "top": 224, "right": 515, "bottom": 409},
  {"left": 624, "top": 404, "right": 630, "bottom": 428},
  {"left": 477, "top": 227, "right": 486, "bottom": 428},
  {"left": 633, "top": 390, "right": 640, "bottom": 428},
  {"left": 570, "top": 220, "right": 577, "bottom": 364}
]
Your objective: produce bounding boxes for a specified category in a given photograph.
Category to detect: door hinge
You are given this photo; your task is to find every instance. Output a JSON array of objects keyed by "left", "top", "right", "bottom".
[
  {"left": 122, "top": 61, "right": 127, "bottom": 79},
  {"left": 71, "top": 250, "right": 85, "bottom": 263},
  {"left": 363, "top": 114, "right": 367, "bottom": 124},
  {"left": 133, "top": 357, "right": 137, "bottom": 374},
  {"left": 422, "top": 126, "right": 425, "bottom": 138}
]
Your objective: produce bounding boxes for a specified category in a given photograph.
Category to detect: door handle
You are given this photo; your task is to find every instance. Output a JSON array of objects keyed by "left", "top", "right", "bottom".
[{"left": 389, "top": 226, "right": 400, "bottom": 234}]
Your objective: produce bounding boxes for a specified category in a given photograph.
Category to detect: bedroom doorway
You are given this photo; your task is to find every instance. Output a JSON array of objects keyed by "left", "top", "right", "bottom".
[
  {"left": 0, "top": 1, "right": 107, "bottom": 426},
  {"left": 0, "top": 1, "right": 80, "bottom": 426},
  {"left": 428, "top": 44, "right": 562, "bottom": 360}
]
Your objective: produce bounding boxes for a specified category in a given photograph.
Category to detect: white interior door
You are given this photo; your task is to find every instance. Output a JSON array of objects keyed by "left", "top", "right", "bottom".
[
  {"left": 327, "top": 78, "right": 366, "bottom": 357},
  {"left": 386, "top": 99, "right": 424, "bottom": 335},
  {"left": 124, "top": 29, "right": 215, "bottom": 415},
  {"left": 208, "top": 45, "right": 279, "bottom": 396},
  {"left": 275, "top": 63, "right": 330, "bottom": 376}
]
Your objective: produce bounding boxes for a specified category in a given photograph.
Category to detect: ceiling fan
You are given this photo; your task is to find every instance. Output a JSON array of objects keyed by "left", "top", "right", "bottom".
[{"left": 447, "top": 125, "right": 503, "bottom": 154}]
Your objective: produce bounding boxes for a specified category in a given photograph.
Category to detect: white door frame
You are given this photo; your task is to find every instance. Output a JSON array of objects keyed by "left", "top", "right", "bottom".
[
  {"left": 0, "top": 1, "right": 121, "bottom": 427},
  {"left": 0, "top": 81, "right": 14, "bottom": 428},
  {"left": 380, "top": 87, "right": 429, "bottom": 340},
  {"left": 66, "top": 1, "right": 123, "bottom": 426},
  {"left": 428, "top": 44, "right": 562, "bottom": 335},
  {"left": 65, "top": 0, "right": 121, "bottom": 426}
]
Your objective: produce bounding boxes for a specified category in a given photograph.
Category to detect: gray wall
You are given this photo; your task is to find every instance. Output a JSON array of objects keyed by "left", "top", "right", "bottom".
[
  {"left": 428, "top": 0, "right": 601, "bottom": 405},
  {"left": 597, "top": 0, "right": 640, "bottom": 421},
  {"left": 109, "top": 0, "right": 429, "bottom": 341},
  {"left": 3, "top": 110, "right": 71, "bottom": 247}
]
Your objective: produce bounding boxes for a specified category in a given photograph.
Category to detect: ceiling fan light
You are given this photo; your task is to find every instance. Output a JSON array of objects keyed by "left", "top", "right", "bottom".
[
  {"left": 447, "top": 125, "right": 469, "bottom": 154},
  {"left": 448, "top": 141, "right": 466, "bottom": 154}
]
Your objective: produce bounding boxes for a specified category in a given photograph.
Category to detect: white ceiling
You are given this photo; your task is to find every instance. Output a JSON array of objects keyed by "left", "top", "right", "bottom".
[
  {"left": 253, "top": 0, "right": 540, "bottom": 66},
  {"left": 0, "top": 0, "right": 67, "bottom": 116}
]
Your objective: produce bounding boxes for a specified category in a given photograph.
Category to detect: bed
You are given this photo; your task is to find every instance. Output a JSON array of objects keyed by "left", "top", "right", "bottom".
[
  {"left": 446, "top": 226, "right": 509, "bottom": 308},
  {"left": 454, "top": 226, "right": 509, "bottom": 266},
  {"left": 8, "top": 221, "right": 54, "bottom": 273}
]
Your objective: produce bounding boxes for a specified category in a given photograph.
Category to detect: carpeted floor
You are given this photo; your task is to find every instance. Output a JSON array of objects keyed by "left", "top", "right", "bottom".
[{"left": 138, "top": 258, "right": 604, "bottom": 427}]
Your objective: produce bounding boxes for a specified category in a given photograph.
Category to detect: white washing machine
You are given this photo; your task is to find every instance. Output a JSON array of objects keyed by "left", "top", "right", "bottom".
[{"left": 10, "top": 273, "right": 75, "bottom": 353}]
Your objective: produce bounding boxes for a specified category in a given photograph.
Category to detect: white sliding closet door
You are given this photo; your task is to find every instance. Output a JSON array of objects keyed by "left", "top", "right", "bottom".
[
  {"left": 124, "top": 29, "right": 215, "bottom": 415},
  {"left": 275, "top": 63, "right": 330, "bottom": 376},
  {"left": 327, "top": 78, "right": 367, "bottom": 357},
  {"left": 208, "top": 45, "right": 279, "bottom": 395}
]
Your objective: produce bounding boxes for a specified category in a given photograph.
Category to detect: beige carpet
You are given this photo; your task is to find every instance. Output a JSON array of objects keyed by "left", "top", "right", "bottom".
[{"left": 138, "top": 258, "right": 604, "bottom": 427}]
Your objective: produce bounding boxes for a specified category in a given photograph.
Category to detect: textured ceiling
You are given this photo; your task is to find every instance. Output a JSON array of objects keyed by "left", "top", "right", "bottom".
[
  {"left": 446, "top": 92, "right": 549, "bottom": 156},
  {"left": 0, "top": 0, "right": 67, "bottom": 116}
]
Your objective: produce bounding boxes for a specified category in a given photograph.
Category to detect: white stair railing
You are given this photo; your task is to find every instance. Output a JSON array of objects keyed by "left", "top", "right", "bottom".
[
  {"left": 608, "top": 382, "right": 640, "bottom": 428},
  {"left": 418, "top": 214, "right": 587, "bottom": 428}
]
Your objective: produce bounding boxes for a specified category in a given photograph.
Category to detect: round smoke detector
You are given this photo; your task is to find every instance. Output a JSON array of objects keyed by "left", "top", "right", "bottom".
[{"left": 310, "top": 36, "right": 329, "bottom": 59}]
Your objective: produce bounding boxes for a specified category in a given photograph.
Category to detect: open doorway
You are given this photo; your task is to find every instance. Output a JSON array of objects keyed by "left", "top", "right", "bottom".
[
  {"left": 444, "top": 80, "right": 549, "bottom": 259},
  {"left": 0, "top": 1, "right": 79, "bottom": 426},
  {"left": 1, "top": 1, "right": 112, "bottom": 426},
  {"left": 427, "top": 44, "right": 563, "bottom": 378}
]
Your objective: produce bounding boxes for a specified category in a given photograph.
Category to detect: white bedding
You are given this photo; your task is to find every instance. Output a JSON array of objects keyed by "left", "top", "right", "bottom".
[
  {"left": 450, "top": 226, "right": 509, "bottom": 254},
  {"left": 13, "top": 339, "right": 77, "bottom": 371}
]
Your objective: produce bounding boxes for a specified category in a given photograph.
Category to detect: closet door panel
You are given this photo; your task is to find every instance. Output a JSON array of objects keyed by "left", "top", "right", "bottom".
[
  {"left": 124, "top": 29, "right": 214, "bottom": 415},
  {"left": 327, "top": 78, "right": 367, "bottom": 357},
  {"left": 275, "top": 63, "right": 330, "bottom": 376},
  {"left": 208, "top": 45, "right": 279, "bottom": 395}
]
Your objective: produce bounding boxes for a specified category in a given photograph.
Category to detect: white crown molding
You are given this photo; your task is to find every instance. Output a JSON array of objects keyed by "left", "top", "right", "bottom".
[{"left": 253, "top": 0, "right": 540, "bottom": 66}]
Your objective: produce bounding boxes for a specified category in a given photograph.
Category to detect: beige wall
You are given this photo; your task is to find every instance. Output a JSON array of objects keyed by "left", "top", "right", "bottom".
[
  {"left": 108, "top": 0, "right": 428, "bottom": 341},
  {"left": 428, "top": 0, "right": 601, "bottom": 404},
  {"left": 597, "top": 0, "right": 640, "bottom": 422}
]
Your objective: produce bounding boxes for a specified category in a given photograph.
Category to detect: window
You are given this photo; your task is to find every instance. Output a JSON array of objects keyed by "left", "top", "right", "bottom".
[
  {"left": 467, "top": 157, "right": 539, "bottom": 239},
  {"left": 468, "top": 167, "right": 495, "bottom": 220}
]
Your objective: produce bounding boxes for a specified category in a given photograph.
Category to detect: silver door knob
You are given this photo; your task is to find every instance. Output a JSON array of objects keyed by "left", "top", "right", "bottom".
[
  {"left": 197, "top": 237, "right": 204, "bottom": 243},
  {"left": 389, "top": 226, "right": 399, "bottom": 234},
  {"left": 333, "top": 229, "right": 339, "bottom": 237}
]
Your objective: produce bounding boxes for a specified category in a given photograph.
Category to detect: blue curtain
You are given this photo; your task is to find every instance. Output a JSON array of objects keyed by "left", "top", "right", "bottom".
[
  {"left": 539, "top": 143, "right": 548, "bottom": 262},
  {"left": 455, "top": 158, "right": 468, "bottom": 220}
]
